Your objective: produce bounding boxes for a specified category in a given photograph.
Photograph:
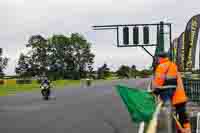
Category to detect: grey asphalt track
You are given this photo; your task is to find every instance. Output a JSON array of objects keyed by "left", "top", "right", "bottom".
[{"left": 0, "top": 79, "right": 155, "bottom": 133}]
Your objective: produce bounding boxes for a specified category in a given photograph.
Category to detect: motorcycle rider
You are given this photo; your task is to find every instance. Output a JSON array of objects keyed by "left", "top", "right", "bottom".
[
  {"left": 41, "top": 77, "right": 51, "bottom": 87},
  {"left": 40, "top": 77, "right": 51, "bottom": 99}
]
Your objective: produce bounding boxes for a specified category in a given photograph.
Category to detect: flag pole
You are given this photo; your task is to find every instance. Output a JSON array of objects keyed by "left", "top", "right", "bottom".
[
  {"left": 146, "top": 101, "right": 163, "bottom": 133},
  {"left": 138, "top": 122, "right": 145, "bottom": 133}
]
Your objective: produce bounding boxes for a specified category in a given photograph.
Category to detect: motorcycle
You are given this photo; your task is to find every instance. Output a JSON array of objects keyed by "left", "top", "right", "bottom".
[{"left": 40, "top": 83, "right": 51, "bottom": 100}]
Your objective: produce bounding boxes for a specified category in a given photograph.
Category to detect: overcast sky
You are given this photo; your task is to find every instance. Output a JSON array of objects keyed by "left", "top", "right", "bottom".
[{"left": 1, "top": 0, "right": 200, "bottom": 75}]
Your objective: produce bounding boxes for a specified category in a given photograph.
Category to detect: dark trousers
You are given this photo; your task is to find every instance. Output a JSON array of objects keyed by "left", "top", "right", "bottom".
[
  {"left": 154, "top": 88, "right": 175, "bottom": 102},
  {"left": 154, "top": 89, "right": 189, "bottom": 132},
  {"left": 174, "top": 102, "right": 189, "bottom": 133}
]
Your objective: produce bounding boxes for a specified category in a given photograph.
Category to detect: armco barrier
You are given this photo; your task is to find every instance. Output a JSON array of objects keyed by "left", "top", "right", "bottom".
[
  {"left": 16, "top": 80, "right": 32, "bottom": 84},
  {"left": 0, "top": 80, "right": 4, "bottom": 85},
  {"left": 0, "top": 79, "right": 33, "bottom": 85},
  {"left": 183, "top": 78, "right": 200, "bottom": 104}
]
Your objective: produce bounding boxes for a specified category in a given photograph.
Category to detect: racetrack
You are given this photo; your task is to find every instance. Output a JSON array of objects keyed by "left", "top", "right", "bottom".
[{"left": 0, "top": 79, "right": 152, "bottom": 133}]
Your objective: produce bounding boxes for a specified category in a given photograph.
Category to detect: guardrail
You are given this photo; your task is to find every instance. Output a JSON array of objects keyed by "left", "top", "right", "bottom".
[{"left": 183, "top": 78, "right": 200, "bottom": 104}]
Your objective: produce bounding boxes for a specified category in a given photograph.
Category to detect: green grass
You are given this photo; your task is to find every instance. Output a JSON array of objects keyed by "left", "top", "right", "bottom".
[
  {"left": 52, "top": 80, "right": 81, "bottom": 88},
  {"left": 0, "top": 78, "right": 119, "bottom": 96},
  {"left": 0, "top": 80, "right": 81, "bottom": 96},
  {"left": 105, "top": 76, "right": 119, "bottom": 80},
  {"left": 0, "top": 82, "right": 40, "bottom": 96}
]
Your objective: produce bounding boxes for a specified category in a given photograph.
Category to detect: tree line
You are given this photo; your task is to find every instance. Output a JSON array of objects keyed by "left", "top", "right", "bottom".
[
  {"left": 96, "top": 63, "right": 152, "bottom": 79},
  {"left": 15, "top": 33, "right": 94, "bottom": 80},
  {"left": 0, "top": 33, "right": 153, "bottom": 80}
]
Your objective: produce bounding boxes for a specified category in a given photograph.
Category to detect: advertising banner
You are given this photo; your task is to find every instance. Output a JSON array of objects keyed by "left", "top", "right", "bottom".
[
  {"left": 172, "top": 38, "right": 178, "bottom": 63},
  {"left": 184, "top": 15, "right": 200, "bottom": 71},
  {"left": 176, "top": 32, "right": 185, "bottom": 71}
]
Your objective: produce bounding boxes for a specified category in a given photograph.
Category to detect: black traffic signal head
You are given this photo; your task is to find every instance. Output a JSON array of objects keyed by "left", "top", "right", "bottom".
[
  {"left": 133, "top": 27, "right": 139, "bottom": 44},
  {"left": 123, "top": 27, "right": 129, "bottom": 45},
  {"left": 143, "top": 26, "right": 149, "bottom": 44}
]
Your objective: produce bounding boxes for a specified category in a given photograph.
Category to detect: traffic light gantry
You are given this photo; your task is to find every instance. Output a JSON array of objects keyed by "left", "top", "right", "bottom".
[{"left": 93, "top": 22, "right": 172, "bottom": 58}]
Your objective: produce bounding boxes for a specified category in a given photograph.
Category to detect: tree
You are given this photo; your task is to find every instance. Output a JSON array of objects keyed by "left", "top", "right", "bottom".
[
  {"left": 138, "top": 69, "right": 153, "bottom": 78},
  {"left": 130, "top": 65, "right": 137, "bottom": 78},
  {"left": 97, "top": 64, "right": 110, "bottom": 79},
  {"left": 117, "top": 65, "right": 131, "bottom": 79},
  {"left": 48, "top": 33, "right": 94, "bottom": 80},
  {"left": 15, "top": 53, "right": 31, "bottom": 78},
  {"left": 47, "top": 35, "right": 71, "bottom": 80},
  {"left": 131, "top": 65, "right": 136, "bottom": 70},
  {"left": 0, "top": 48, "right": 8, "bottom": 77},
  {"left": 70, "top": 33, "right": 94, "bottom": 79},
  {"left": 26, "top": 35, "right": 49, "bottom": 77}
]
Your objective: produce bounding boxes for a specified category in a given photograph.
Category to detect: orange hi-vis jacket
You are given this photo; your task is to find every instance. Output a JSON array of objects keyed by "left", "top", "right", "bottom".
[
  {"left": 172, "top": 72, "right": 188, "bottom": 105},
  {"left": 153, "top": 57, "right": 187, "bottom": 105}
]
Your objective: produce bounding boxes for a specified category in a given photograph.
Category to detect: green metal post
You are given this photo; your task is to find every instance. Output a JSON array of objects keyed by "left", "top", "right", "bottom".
[{"left": 155, "top": 21, "right": 165, "bottom": 55}]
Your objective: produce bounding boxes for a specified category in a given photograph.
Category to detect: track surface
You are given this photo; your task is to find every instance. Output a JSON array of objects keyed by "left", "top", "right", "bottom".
[{"left": 0, "top": 79, "right": 155, "bottom": 133}]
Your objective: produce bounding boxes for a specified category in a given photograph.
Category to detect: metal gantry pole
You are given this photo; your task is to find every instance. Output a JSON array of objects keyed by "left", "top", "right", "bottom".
[
  {"left": 169, "top": 24, "right": 173, "bottom": 60},
  {"left": 117, "top": 26, "right": 119, "bottom": 47}
]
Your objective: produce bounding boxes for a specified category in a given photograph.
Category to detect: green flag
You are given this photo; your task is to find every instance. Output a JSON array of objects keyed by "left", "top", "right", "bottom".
[{"left": 115, "top": 85, "right": 156, "bottom": 123}]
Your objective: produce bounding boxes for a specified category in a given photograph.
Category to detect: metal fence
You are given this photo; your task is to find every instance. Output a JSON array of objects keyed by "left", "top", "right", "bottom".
[{"left": 183, "top": 78, "right": 200, "bottom": 104}]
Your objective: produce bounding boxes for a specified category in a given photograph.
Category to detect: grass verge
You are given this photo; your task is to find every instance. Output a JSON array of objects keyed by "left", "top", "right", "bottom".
[{"left": 0, "top": 80, "right": 81, "bottom": 96}]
